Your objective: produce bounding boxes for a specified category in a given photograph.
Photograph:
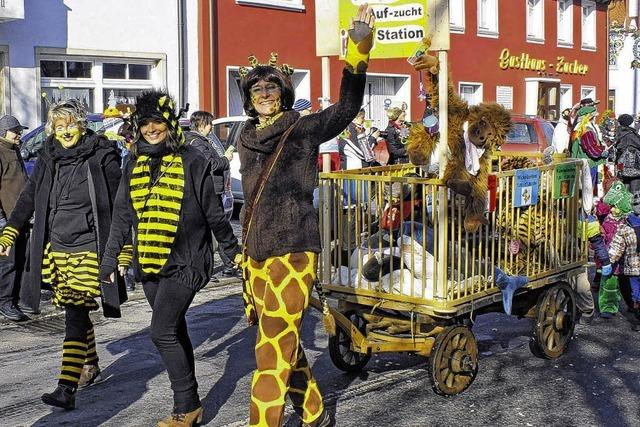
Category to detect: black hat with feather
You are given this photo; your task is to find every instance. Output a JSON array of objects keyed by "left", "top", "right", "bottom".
[{"left": 132, "top": 90, "right": 184, "bottom": 145}]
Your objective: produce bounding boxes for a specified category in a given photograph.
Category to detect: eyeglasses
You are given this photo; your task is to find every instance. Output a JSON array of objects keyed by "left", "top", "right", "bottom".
[
  {"left": 54, "top": 124, "right": 80, "bottom": 133},
  {"left": 249, "top": 83, "right": 281, "bottom": 97}
]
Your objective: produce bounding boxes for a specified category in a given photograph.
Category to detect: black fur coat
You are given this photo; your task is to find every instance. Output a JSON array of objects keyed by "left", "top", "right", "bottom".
[{"left": 238, "top": 69, "right": 365, "bottom": 261}]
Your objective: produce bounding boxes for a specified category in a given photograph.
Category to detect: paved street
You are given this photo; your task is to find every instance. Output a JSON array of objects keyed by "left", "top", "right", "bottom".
[{"left": 1, "top": 274, "right": 639, "bottom": 427}]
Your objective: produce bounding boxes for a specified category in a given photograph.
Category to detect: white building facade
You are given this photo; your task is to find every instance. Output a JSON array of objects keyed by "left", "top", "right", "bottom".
[
  {"left": 609, "top": 0, "right": 640, "bottom": 116},
  {"left": 0, "top": 0, "right": 200, "bottom": 129}
]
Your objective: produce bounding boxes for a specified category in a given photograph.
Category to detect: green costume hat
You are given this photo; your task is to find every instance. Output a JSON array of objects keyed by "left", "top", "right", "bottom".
[{"left": 603, "top": 181, "right": 633, "bottom": 218}]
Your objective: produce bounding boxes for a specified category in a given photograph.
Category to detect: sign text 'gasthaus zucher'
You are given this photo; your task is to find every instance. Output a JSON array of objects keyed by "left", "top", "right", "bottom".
[{"left": 498, "top": 48, "right": 589, "bottom": 75}]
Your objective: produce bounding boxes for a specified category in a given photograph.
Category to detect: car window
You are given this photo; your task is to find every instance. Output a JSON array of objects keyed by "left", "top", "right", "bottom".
[
  {"left": 507, "top": 123, "right": 537, "bottom": 144},
  {"left": 213, "top": 122, "right": 235, "bottom": 147},
  {"left": 21, "top": 129, "right": 47, "bottom": 160},
  {"left": 228, "top": 121, "right": 246, "bottom": 149},
  {"left": 87, "top": 120, "right": 104, "bottom": 132},
  {"left": 541, "top": 122, "right": 554, "bottom": 145}
]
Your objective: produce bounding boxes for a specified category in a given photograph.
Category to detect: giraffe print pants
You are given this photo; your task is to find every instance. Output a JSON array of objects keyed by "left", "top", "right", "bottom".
[{"left": 243, "top": 251, "right": 324, "bottom": 426}]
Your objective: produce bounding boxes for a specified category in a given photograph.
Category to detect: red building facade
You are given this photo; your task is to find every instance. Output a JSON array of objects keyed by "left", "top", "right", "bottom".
[{"left": 198, "top": 0, "right": 609, "bottom": 126}]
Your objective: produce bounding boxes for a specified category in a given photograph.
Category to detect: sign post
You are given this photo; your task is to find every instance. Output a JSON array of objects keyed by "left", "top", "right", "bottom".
[{"left": 426, "top": 0, "right": 450, "bottom": 297}]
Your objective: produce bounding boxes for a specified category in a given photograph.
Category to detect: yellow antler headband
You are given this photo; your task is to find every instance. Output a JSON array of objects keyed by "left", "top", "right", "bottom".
[{"left": 239, "top": 52, "right": 294, "bottom": 78}]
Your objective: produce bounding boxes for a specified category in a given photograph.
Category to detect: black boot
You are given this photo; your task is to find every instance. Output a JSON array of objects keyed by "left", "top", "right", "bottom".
[
  {"left": 41, "top": 384, "right": 76, "bottom": 410},
  {"left": 300, "top": 410, "right": 333, "bottom": 427}
]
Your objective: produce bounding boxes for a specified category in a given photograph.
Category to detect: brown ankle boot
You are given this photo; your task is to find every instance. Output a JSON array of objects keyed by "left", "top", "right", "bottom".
[
  {"left": 78, "top": 364, "right": 102, "bottom": 388},
  {"left": 157, "top": 406, "right": 203, "bottom": 427}
]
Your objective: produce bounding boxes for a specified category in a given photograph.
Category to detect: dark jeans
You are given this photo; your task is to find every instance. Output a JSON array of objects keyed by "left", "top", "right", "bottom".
[
  {"left": 143, "top": 278, "right": 199, "bottom": 413},
  {"left": 618, "top": 275, "right": 635, "bottom": 310},
  {"left": 0, "top": 231, "right": 27, "bottom": 308},
  {"left": 621, "top": 177, "right": 640, "bottom": 215},
  {"left": 64, "top": 306, "right": 92, "bottom": 340}
]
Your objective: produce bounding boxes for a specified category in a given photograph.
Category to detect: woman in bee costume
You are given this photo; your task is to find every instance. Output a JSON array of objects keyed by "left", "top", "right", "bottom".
[
  {"left": 99, "top": 90, "right": 240, "bottom": 427},
  {"left": 0, "top": 99, "right": 126, "bottom": 409}
]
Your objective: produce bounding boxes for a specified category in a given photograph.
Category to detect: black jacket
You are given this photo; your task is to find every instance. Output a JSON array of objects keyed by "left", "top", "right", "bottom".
[
  {"left": 100, "top": 145, "right": 240, "bottom": 288},
  {"left": 385, "top": 122, "right": 408, "bottom": 164},
  {"left": 616, "top": 126, "right": 640, "bottom": 178},
  {"left": 6, "top": 132, "right": 121, "bottom": 308},
  {"left": 238, "top": 68, "right": 365, "bottom": 261},
  {"left": 0, "top": 138, "right": 27, "bottom": 223},
  {"left": 185, "top": 131, "right": 229, "bottom": 195}
]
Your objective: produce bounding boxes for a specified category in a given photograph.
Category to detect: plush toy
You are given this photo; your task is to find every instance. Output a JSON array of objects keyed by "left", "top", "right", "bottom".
[{"left": 407, "top": 38, "right": 512, "bottom": 233}]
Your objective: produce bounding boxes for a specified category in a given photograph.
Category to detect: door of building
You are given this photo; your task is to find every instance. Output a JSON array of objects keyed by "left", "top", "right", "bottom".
[{"left": 537, "top": 82, "right": 560, "bottom": 121}]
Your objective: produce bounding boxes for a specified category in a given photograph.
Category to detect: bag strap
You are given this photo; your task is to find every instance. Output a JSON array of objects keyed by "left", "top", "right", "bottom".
[{"left": 242, "top": 120, "right": 298, "bottom": 247}]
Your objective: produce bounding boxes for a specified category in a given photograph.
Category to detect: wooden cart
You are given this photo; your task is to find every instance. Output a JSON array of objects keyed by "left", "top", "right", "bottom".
[{"left": 311, "top": 157, "right": 587, "bottom": 396}]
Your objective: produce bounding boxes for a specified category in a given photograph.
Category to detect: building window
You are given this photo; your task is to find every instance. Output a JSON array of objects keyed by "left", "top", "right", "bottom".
[
  {"left": 41, "top": 60, "right": 92, "bottom": 78},
  {"left": 41, "top": 87, "right": 94, "bottom": 118},
  {"left": 581, "top": 0, "right": 596, "bottom": 50},
  {"left": 103, "top": 88, "right": 146, "bottom": 106},
  {"left": 459, "top": 82, "right": 483, "bottom": 106},
  {"left": 450, "top": 0, "right": 465, "bottom": 33},
  {"left": 477, "top": 0, "right": 498, "bottom": 37},
  {"left": 560, "top": 84, "right": 572, "bottom": 111},
  {"left": 581, "top": 85, "right": 596, "bottom": 102},
  {"left": 227, "top": 66, "right": 312, "bottom": 116},
  {"left": 557, "top": 0, "right": 573, "bottom": 47},
  {"left": 235, "top": 0, "right": 305, "bottom": 12},
  {"left": 608, "top": 89, "right": 615, "bottom": 112},
  {"left": 39, "top": 56, "right": 158, "bottom": 119},
  {"left": 103, "top": 63, "right": 152, "bottom": 80},
  {"left": 527, "top": 0, "right": 544, "bottom": 42}
]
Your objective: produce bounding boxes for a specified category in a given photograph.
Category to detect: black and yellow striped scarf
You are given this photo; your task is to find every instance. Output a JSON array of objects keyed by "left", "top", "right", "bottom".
[{"left": 130, "top": 154, "right": 184, "bottom": 274}]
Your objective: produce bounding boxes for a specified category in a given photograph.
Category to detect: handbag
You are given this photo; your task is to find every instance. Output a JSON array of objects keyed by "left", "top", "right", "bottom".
[{"left": 87, "top": 164, "right": 128, "bottom": 318}]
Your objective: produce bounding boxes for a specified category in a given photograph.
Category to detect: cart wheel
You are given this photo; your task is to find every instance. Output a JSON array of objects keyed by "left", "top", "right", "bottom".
[
  {"left": 529, "top": 283, "right": 576, "bottom": 359},
  {"left": 328, "top": 311, "right": 371, "bottom": 373},
  {"left": 428, "top": 325, "right": 478, "bottom": 396}
]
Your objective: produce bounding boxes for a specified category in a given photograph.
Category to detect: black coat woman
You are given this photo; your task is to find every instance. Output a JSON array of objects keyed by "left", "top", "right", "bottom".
[
  {"left": 98, "top": 90, "right": 240, "bottom": 427},
  {"left": 0, "top": 99, "right": 125, "bottom": 409}
]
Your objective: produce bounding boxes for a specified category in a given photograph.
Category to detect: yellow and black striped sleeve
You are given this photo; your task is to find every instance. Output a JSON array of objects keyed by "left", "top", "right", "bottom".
[
  {"left": 117, "top": 244, "right": 133, "bottom": 267},
  {"left": 0, "top": 226, "right": 19, "bottom": 248}
]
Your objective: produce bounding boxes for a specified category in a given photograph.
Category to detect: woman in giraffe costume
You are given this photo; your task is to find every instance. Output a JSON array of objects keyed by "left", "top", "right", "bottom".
[{"left": 237, "top": 5, "right": 375, "bottom": 426}]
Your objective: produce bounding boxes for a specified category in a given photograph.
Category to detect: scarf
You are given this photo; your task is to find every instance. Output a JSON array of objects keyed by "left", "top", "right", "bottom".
[
  {"left": 239, "top": 110, "right": 299, "bottom": 154},
  {"left": 135, "top": 140, "right": 174, "bottom": 182},
  {"left": 130, "top": 152, "right": 184, "bottom": 275},
  {"left": 463, "top": 122, "right": 485, "bottom": 176},
  {"left": 46, "top": 134, "right": 98, "bottom": 165}
]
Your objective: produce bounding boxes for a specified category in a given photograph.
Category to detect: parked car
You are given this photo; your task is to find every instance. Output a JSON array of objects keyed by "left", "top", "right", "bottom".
[
  {"left": 502, "top": 114, "right": 555, "bottom": 154},
  {"left": 211, "top": 116, "right": 248, "bottom": 206},
  {"left": 20, "top": 113, "right": 108, "bottom": 175}
]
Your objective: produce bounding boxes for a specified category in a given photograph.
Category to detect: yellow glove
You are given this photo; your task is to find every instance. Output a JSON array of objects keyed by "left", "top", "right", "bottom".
[{"left": 345, "top": 4, "right": 375, "bottom": 74}]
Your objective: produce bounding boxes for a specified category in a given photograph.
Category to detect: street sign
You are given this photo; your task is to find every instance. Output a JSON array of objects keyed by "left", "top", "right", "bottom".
[
  {"left": 315, "top": 0, "right": 340, "bottom": 57},
  {"left": 339, "top": 0, "right": 429, "bottom": 59},
  {"left": 315, "top": 0, "right": 449, "bottom": 57}
]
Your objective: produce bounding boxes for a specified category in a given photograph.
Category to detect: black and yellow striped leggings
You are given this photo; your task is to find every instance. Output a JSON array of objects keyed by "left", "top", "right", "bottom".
[{"left": 58, "top": 306, "right": 99, "bottom": 388}]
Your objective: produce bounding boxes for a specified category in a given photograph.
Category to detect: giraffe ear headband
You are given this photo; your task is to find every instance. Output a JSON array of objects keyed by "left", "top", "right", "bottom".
[{"left": 238, "top": 52, "right": 294, "bottom": 79}]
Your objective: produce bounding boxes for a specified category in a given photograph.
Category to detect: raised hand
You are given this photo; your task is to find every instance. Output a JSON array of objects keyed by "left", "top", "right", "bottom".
[{"left": 345, "top": 3, "right": 376, "bottom": 74}]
